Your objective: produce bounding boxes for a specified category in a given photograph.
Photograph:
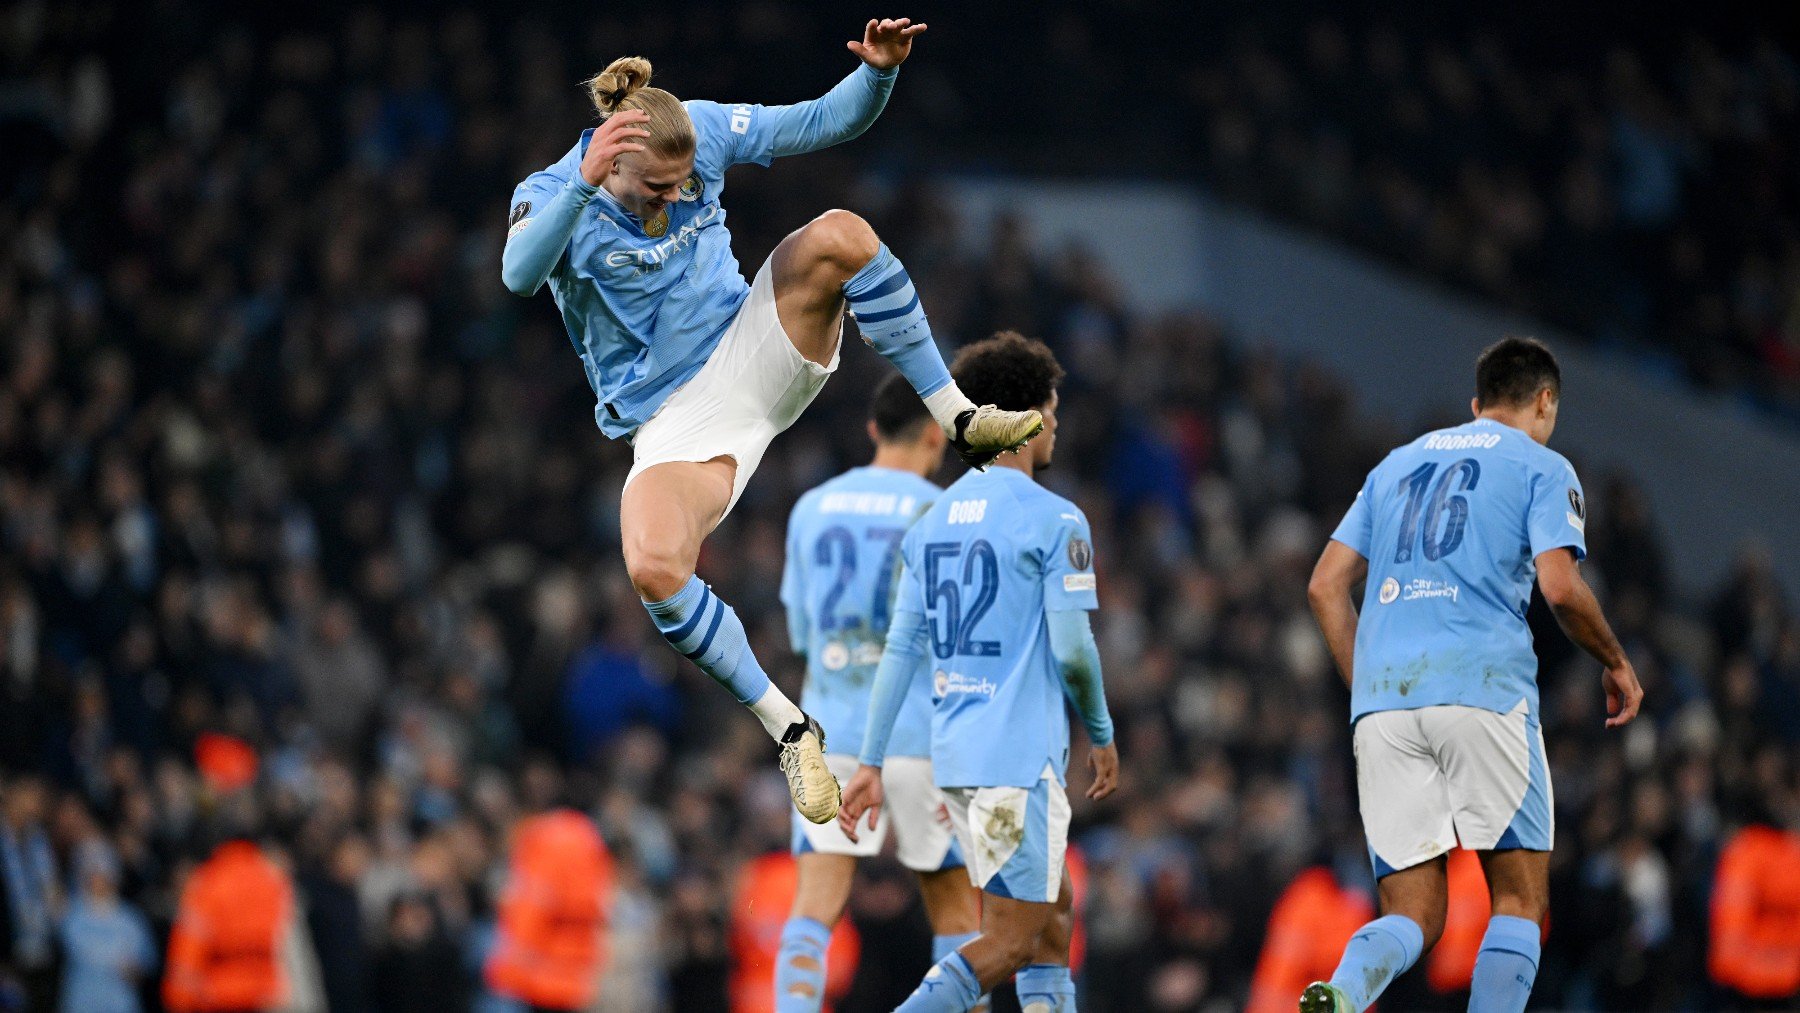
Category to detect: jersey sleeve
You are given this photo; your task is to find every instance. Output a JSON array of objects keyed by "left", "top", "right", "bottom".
[
  {"left": 685, "top": 65, "right": 894, "bottom": 170},
  {"left": 1041, "top": 505, "right": 1099, "bottom": 612},
  {"left": 893, "top": 539, "right": 927, "bottom": 617},
  {"left": 508, "top": 136, "right": 582, "bottom": 237},
  {"left": 1527, "top": 454, "right": 1588, "bottom": 561},
  {"left": 1330, "top": 469, "right": 1376, "bottom": 558},
  {"left": 685, "top": 99, "right": 779, "bottom": 171},
  {"left": 780, "top": 500, "right": 810, "bottom": 654}
]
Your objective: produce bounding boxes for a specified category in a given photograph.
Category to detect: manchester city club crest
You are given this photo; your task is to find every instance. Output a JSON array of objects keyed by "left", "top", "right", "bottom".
[{"left": 678, "top": 173, "right": 703, "bottom": 202}]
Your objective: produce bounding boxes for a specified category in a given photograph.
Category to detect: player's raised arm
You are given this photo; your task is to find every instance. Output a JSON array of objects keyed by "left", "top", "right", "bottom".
[
  {"left": 1536, "top": 547, "right": 1643, "bottom": 727},
  {"left": 717, "top": 18, "right": 925, "bottom": 166},
  {"left": 500, "top": 110, "right": 650, "bottom": 296},
  {"left": 1308, "top": 539, "right": 1368, "bottom": 691}
]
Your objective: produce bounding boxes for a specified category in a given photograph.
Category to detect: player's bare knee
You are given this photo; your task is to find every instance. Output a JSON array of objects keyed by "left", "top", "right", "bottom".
[
  {"left": 623, "top": 541, "right": 693, "bottom": 602},
  {"left": 800, "top": 209, "right": 878, "bottom": 275}
]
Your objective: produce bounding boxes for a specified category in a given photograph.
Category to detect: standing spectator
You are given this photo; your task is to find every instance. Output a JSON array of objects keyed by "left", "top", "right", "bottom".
[
  {"left": 56, "top": 840, "right": 154, "bottom": 1013},
  {"left": 0, "top": 774, "right": 61, "bottom": 1010},
  {"left": 485, "top": 804, "right": 612, "bottom": 1013},
  {"left": 372, "top": 893, "right": 468, "bottom": 1013},
  {"left": 300, "top": 833, "right": 372, "bottom": 1013},
  {"left": 162, "top": 829, "right": 295, "bottom": 1013}
]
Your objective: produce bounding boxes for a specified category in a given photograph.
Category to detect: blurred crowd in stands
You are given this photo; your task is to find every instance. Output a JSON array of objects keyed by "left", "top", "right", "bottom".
[{"left": 5, "top": 2, "right": 1800, "bottom": 1011}]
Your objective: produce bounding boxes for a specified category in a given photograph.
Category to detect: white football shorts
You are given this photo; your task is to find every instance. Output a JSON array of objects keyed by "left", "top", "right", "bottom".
[
  {"left": 791, "top": 754, "right": 961, "bottom": 873},
  {"left": 623, "top": 255, "right": 840, "bottom": 516},
  {"left": 1354, "top": 699, "right": 1554, "bottom": 877},
  {"left": 942, "top": 762, "right": 1071, "bottom": 904}
]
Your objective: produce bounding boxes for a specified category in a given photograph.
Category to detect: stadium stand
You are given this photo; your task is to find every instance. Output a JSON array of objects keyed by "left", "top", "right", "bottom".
[{"left": 4, "top": 3, "right": 1798, "bottom": 1010}]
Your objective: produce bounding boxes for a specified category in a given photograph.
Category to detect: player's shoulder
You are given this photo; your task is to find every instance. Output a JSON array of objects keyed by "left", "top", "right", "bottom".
[
  {"left": 1523, "top": 441, "right": 1580, "bottom": 482},
  {"left": 682, "top": 99, "right": 746, "bottom": 173},
  {"left": 789, "top": 482, "right": 828, "bottom": 520},
  {"left": 993, "top": 472, "right": 1088, "bottom": 539},
  {"left": 513, "top": 133, "right": 586, "bottom": 192}
]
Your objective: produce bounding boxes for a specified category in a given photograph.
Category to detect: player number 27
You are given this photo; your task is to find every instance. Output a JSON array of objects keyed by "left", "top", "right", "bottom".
[
  {"left": 815, "top": 526, "right": 907, "bottom": 630},
  {"left": 922, "top": 540, "right": 1002, "bottom": 660},
  {"left": 1394, "top": 458, "right": 1482, "bottom": 563}
]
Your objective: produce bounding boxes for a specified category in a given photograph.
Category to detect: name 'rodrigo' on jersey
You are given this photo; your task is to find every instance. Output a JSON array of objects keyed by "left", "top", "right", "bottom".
[
  {"left": 892, "top": 467, "right": 1100, "bottom": 789},
  {"left": 1330, "top": 417, "right": 1588, "bottom": 722},
  {"left": 781, "top": 466, "right": 942, "bottom": 761}
]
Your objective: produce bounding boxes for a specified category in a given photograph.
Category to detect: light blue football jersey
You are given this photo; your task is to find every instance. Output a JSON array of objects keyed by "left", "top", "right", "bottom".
[
  {"left": 892, "top": 467, "right": 1100, "bottom": 789},
  {"left": 508, "top": 66, "right": 894, "bottom": 439},
  {"left": 781, "top": 466, "right": 942, "bottom": 760},
  {"left": 1330, "top": 417, "right": 1588, "bottom": 721}
]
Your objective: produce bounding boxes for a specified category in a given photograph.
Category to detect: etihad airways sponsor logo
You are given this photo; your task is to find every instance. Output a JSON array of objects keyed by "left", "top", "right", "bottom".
[{"left": 602, "top": 204, "right": 722, "bottom": 269}]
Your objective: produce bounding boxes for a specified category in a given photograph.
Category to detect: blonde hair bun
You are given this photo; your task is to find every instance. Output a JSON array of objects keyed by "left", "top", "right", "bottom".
[{"left": 587, "top": 56, "right": 653, "bottom": 115}]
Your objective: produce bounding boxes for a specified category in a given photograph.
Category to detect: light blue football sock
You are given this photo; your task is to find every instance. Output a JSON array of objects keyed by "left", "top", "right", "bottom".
[
  {"left": 934, "top": 933, "right": 988, "bottom": 1010},
  {"left": 844, "top": 244, "right": 953, "bottom": 399},
  {"left": 1467, "top": 915, "right": 1541, "bottom": 1013},
  {"left": 932, "top": 932, "right": 978, "bottom": 965},
  {"left": 774, "top": 916, "right": 832, "bottom": 1013},
  {"left": 1016, "top": 963, "right": 1077, "bottom": 1011},
  {"left": 896, "top": 951, "right": 983, "bottom": 1012},
  {"left": 644, "top": 576, "right": 772, "bottom": 707},
  {"left": 1328, "top": 913, "right": 1424, "bottom": 1012}
]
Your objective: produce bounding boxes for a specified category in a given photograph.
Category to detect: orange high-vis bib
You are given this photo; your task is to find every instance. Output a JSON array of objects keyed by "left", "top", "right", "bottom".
[
  {"left": 162, "top": 841, "right": 293, "bottom": 1013},
  {"left": 1711, "top": 825, "right": 1800, "bottom": 998},
  {"left": 485, "top": 810, "right": 615, "bottom": 1010}
]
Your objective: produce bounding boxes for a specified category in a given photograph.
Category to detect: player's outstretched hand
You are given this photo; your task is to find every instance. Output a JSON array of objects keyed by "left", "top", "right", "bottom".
[
  {"left": 580, "top": 110, "right": 651, "bottom": 187},
  {"left": 838, "top": 764, "right": 884, "bottom": 842},
  {"left": 1086, "top": 743, "right": 1119, "bottom": 800},
  {"left": 1602, "top": 660, "right": 1644, "bottom": 728},
  {"left": 848, "top": 18, "right": 926, "bottom": 70}
]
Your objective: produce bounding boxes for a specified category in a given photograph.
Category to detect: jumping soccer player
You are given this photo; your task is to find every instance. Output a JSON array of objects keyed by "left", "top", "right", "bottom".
[
  {"left": 1301, "top": 337, "right": 1644, "bottom": 1013},
  {"left": 500, "top": 19, "right": 1043, "bottom": 825},
  {"left": 774, "top": 374, "right": 982, "bottom": 1013},
  {"left": 840, "top": 333, "right": 1118, "bottom": 1013}
]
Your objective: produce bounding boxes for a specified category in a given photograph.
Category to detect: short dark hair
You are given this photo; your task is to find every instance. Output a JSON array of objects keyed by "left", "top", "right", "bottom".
[
  {"left": 870, "top": 373, "right": 935, "bottom": 442},
  {"left": 1475, "top": 336, "right": 1561, "bottom": 407},
  {"left": 950, "top": 331, "right": 1065, "bottom": 413}
]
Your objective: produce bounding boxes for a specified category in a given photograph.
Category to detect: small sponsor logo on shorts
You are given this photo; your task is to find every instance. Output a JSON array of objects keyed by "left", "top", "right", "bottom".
[{"left": 1379, "top": 577, "right": 1400, "bottom": 604}]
